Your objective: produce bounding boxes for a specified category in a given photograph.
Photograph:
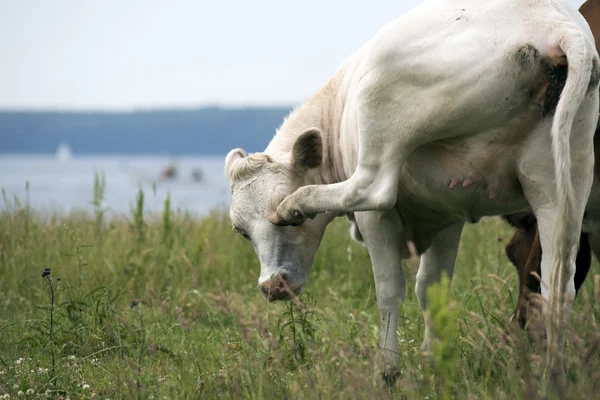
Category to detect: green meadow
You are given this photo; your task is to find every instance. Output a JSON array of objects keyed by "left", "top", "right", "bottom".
[{"left": 1, "top": 178, "right": 599, "bottom": 399}]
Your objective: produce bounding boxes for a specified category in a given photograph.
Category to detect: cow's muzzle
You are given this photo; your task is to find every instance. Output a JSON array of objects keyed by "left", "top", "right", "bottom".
[{"left": 259, "top": 273, "right": 302, "bottom": 302}]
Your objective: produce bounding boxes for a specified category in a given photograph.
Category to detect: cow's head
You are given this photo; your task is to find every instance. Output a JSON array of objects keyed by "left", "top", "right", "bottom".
[{"left": 225, "top": 129, "right": 336, "bottom": 301}]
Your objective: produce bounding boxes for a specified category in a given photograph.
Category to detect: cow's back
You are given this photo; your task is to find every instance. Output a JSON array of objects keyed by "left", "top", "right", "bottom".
[
  {"left": 351, "top": 0, "right": 591, "bottom": 135},
  {"left": 332, "top": 0, "right": 599, "bottom": 251}
]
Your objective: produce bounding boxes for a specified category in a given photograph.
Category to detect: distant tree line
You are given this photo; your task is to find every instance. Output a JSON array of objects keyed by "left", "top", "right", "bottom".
[{"left": 0, "top": 107, "right": 293, "bottom": 155}]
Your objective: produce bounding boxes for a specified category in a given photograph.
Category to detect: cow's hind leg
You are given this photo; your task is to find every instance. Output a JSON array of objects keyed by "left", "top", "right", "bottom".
[
  {"left": 505, "top": 218, "right": 593, "bottom": 329},
  {"left": 526, "top": 208, "right": 580, "bottom": 382},
  {"left": 414, "top": 221, "right": 464, "bottom": 352},
  {"left": 519, "top": 110, "right": 595, "bottom": 384},
  {"left": 354, "top": 209, "right": 406, "bottom": 385}
]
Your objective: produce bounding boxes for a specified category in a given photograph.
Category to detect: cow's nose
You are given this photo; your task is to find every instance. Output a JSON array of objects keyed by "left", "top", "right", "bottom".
[{"left": 259, "top": 273, "right": 292, "bottom": 301}]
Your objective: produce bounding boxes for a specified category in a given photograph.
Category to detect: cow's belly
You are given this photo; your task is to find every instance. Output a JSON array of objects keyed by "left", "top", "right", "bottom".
[{"left": 396, "top": 112, "right": 539, "bottom": 224}]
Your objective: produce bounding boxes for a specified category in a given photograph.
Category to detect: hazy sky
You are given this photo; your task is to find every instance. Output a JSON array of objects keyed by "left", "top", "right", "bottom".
[{"left": 0, "top": 0, "right": 589, "bottom": 110}]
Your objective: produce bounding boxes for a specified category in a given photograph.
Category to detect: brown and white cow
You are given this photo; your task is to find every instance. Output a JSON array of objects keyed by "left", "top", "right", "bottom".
[
  {"left": 225, "top": 0, "right": 599, "bottom": 384},
  {"left": 503, "top": 0, "right": 600, "bottom": 329}
]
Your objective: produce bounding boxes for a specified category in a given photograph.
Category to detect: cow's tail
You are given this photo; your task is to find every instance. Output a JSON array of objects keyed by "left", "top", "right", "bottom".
[{"left": 548, "top": 29, "right": 593, "bottom": 338}]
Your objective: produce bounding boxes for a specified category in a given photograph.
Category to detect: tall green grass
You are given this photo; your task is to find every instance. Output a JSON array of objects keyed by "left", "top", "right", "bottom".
[{"left": 0, "top": 176, "right": 599, "bottom": 399}]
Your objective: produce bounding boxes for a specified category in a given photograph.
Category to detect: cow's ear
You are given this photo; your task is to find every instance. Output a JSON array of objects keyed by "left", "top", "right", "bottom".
[
  {"left": 225, "top": 148, "right": 247, "bottom": 177},
  {"left": 291, "top": 129, "right": 323, "bottom": 169}
]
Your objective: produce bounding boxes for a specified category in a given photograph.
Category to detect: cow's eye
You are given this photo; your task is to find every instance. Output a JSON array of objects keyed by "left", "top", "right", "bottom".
[{"left": 234, "top": 226, "right": 251, "bottom": 240}]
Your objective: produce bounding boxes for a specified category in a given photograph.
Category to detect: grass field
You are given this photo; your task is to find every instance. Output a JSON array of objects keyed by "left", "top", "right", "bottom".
[{"left": 1, "top": 183, "right": 599, "bottom": 399}]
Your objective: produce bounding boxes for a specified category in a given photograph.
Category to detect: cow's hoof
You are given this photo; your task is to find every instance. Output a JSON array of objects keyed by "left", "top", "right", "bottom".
[
  {"left": 275, "top": 208, "right": 306, "bottom": 226},
  {"left": 268, "top": 210, "right": 306, "bottom": 226},
  {"left": 273, "top": 194, "right": 309, "bottom": 226},
  {"left": 381, "top": 366, "right": 401, "bottom": 387}
]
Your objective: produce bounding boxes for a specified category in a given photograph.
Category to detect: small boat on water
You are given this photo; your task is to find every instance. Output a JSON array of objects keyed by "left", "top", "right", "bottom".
[
  {"left": 119, "top": 161, "right": 206, "bottom": 185},
  {"left": 55, "top": 143, "right": 73, "bottom": 161}
]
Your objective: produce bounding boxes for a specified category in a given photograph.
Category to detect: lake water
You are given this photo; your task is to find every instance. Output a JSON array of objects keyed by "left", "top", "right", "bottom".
[{"left": 0, "top": 155, "right": 231, "bottom": 217}]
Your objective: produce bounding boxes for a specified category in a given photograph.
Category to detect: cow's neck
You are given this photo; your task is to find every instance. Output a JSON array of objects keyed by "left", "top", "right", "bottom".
[{"left": 264, "top": 74, "right": 347, "bottom": 185}]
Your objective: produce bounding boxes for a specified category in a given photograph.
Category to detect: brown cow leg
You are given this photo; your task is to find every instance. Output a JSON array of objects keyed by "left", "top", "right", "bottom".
[
  {"left": 516, "top": 223, "right": 542, "bottom": 329},
  {"left": 503, "top": 212, "right": 540, "bottom": 328}
]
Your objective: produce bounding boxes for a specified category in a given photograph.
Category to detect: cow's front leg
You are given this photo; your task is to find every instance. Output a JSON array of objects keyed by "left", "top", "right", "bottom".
[
  {"left": 414, "top": 221, "right": 463, "bottom": 352},
  {"left": 272, "top": 160, "right": 401, "bottom": 226},
  {"left": 355, "top": 209, "right": 406, "bottom": 385}
]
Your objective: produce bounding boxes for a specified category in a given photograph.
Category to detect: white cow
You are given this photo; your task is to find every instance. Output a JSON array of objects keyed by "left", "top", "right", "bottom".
[{"left": 225, "top": 0, "right": 600, "bottom": 383}]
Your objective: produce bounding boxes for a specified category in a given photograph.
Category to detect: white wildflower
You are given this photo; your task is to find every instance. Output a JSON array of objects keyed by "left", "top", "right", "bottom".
[
  {"left": 26, "top": 389, "right": 34, "bottom": 395},
  {"left": 37, "top": 367, "right": 49, "bottom": 374},
  {"left": 82, "top": 384, "right": 90, "bottom": 390},
  {"left": 67, "top": 355, "right": 76, "bottom": 361},
  {"left": 17, "top": 391, "right": 24, "bottom": 397},
  {"left": 16, "top": 358, "right": 25, "bottom": 366}
]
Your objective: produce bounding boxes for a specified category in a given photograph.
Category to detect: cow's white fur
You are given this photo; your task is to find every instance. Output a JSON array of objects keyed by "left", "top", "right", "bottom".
[{"left": 225, "top": 0, "right": 599, "bottom": 382}]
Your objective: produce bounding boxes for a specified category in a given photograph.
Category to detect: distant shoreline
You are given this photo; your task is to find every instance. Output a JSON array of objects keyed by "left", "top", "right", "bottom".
[{"left": 0, "top": 106, "right": 293, "bottom": 155}]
